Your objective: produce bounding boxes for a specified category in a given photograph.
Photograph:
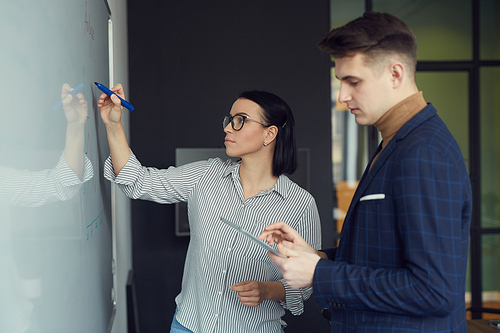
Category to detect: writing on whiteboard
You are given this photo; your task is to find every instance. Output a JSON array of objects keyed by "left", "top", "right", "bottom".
[
  {"left": 87, "top": 209, "right": 104, "bottom": 240},
  {"left": 84, "top": 1, "right": 95, "bottom": 57}
]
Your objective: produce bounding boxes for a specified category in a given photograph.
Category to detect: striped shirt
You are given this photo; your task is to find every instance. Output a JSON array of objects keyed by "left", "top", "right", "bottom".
[{"left": 104, "top": 151, "right": 321, "bottom": 333}]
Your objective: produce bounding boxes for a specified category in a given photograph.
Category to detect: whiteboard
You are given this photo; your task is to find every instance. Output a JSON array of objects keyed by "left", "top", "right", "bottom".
[{"left": 0, "top": 1, "right": 114, "bottom": 332}]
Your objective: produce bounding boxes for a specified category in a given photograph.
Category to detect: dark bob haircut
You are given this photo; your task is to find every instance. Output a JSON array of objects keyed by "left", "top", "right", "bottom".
[{"left": 238, "top": 90, "right": 297, "bottom": 177}]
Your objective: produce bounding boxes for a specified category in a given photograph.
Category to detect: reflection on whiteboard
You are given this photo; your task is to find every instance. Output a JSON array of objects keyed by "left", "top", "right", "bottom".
[{"left": 0, "top": 1, "right": 114, "bottom": 332}]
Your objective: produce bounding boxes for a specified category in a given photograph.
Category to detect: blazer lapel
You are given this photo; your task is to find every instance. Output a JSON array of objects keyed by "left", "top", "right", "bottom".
[
  {"left": 344, "top": 143, "right": 384, "bottom": 218},
  {"left": 348, "top": 103, "right": 437, "bottom": 211}
]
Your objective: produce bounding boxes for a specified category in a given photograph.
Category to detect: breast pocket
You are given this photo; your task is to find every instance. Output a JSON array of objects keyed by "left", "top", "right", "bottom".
[
  {"left": 359, "top": 193, "right": 386, "bottom": 202},
  {"left": 355, "top": 194, "right": 389, "bottom": 224},
  {"left": 350, "top": 195, "right": 402, "bottom": 264}
]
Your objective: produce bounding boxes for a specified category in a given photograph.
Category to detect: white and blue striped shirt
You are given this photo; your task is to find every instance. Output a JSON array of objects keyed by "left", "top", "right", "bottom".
[{"left": 104, "top": 151, "right": 321, "bottom": 333}]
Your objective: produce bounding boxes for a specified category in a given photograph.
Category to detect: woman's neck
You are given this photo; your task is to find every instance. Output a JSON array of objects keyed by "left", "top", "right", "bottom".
[{"left": 239, "top": 156, "right": 278, "bottom": 200}]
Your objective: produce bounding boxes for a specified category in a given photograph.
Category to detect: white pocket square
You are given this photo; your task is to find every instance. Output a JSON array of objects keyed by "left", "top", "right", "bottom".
[{"left": 359, "top": 193, "right": 385, "bottom": 201}]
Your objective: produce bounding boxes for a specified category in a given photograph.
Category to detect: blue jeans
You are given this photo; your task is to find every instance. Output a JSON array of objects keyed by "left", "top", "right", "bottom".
[
  {"left": 170, "top": 310, "right": 194, "bottom": 333},
  {"left": 170, "top": 308, "right": 286, "bottom": 332}
]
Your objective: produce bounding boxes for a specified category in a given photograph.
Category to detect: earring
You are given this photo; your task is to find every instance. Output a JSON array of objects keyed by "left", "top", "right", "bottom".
[{"left": 263, "top": 141, "right": 268, "bottom": 147}]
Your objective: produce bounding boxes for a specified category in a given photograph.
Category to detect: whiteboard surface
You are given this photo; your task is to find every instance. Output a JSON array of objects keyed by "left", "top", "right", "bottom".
[{"left": 0, "top": 1, "right": 114, "bottom": 332}]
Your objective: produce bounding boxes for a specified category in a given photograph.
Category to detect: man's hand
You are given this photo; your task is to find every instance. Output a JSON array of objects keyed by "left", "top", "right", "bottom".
[
  {"left": 269, "top": 240, "right": 321, "bottom": 289},
  {"left": 259, "top": 222, "right": 317, "bottom": 255},
  {"left": 258, "top": 222, "right": 325, "bottom": 289}
]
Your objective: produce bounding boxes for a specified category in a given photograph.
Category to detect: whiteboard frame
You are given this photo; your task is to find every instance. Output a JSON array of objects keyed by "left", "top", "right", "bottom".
[{"left": 105, "top": 1, "right": 117, "bottom": 332}]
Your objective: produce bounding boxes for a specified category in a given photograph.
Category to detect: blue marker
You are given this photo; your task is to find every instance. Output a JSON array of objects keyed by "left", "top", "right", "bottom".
[
  {"left": 53, "top": 83, "right": 85, "bottom": 111},
  {"left": 94, "top": 82, "right": 134, "bottom": 111}
]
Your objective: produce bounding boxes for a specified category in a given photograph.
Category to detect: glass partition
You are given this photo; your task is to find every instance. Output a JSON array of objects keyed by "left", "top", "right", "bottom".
[
  {"left": 480, "top": 67, "right": 500, "bottom": 229},
  {"left": 480, "top": 0, "right": 500, "bottom": 60},
  {"left": 373, "top": 0, "right": 472, "bottom": 61},
  {"left": 415, "top": 72, "right": 469, "bottom": 168}
]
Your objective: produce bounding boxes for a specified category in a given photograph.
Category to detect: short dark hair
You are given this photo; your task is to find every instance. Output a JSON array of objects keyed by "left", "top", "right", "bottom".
[
  {"left": 318, "top": 12, "right": 417, "bottom": 76},
  {"left": 238, "top": 90, "right": 297, "bottom": 177}
]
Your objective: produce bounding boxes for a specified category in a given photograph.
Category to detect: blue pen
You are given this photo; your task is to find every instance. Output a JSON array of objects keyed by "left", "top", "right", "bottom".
[
  {"left": 53, "top": 83, "right": 85, "bottom": 111},
  {"left": 94, "top": 82, "right": 134, "bottom": 111}
]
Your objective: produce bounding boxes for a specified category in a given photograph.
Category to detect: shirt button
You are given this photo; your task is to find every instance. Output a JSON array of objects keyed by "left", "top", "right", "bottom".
[
  {"left": 227, "top": 247, "right": 231, "bottom": 252},
  {"left": 222, "top": 269, "right": 226, "bottom": 274}
]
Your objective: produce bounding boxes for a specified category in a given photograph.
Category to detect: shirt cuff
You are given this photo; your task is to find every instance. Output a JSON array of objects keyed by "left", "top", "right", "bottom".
[{"left": 279, "top": 278, "right": 312, "bottom": 316}]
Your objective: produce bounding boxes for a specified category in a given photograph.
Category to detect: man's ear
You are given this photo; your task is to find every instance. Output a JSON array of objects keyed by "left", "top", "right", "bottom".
[{"left": 390, "top": 62, "right": 405, "bottom": 88}]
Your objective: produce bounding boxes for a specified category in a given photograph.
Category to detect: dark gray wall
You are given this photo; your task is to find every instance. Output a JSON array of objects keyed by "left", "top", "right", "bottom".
[{"left": 127, "top": 1, "right": 333, "bottom": 331}]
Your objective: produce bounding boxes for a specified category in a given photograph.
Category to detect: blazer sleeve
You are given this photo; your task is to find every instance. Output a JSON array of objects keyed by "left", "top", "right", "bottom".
[
  {"left": 321, "top": 248, "right": 337, "bottom": 260},
  {"left": 313, "top": 143, "right": 471, "bottom": 317}
]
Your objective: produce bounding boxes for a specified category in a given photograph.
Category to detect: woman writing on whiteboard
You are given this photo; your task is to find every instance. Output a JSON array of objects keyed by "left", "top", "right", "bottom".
[{"left": 98, "top": 84, "right": 321, "bottom": 333}]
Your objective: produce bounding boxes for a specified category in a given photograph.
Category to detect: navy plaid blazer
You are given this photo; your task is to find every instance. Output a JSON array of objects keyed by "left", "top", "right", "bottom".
[{"left": 314, "top": 104, "right": 472, "bottom": 332}]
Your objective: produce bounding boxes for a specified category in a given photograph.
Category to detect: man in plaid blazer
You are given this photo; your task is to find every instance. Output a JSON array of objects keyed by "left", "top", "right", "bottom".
[{"left": 260, "top": 12, "right": 472, "bottom": 332}]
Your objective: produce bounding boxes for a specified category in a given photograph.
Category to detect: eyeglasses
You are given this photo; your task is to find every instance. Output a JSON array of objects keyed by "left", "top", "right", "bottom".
[{"left": 223, "top": 114, "right": 269, "bottom": 131}]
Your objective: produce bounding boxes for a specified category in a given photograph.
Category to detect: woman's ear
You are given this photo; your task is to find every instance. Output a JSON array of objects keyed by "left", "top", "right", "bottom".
[{"left": 264, "top": 125, "right": 278, "bottom": 145}]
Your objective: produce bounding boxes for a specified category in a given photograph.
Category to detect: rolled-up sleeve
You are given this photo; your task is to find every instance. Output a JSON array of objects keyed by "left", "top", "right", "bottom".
[{"left": 279, "top": 196, "right": 321, "bottom": 315}]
